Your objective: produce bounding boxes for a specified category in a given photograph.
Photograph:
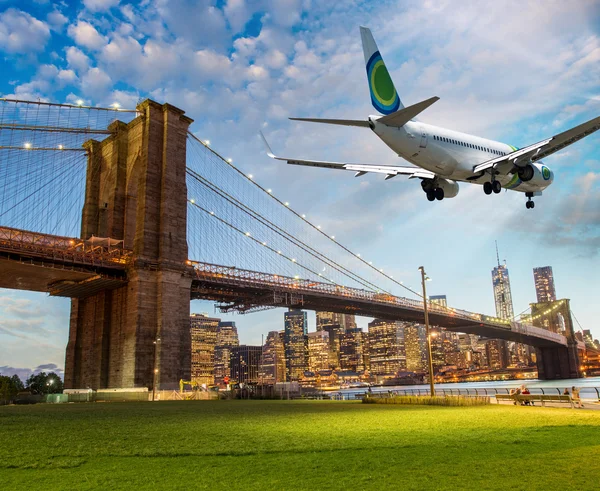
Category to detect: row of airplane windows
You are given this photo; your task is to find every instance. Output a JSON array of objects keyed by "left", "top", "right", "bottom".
[{"left": 433, "top": 135, "right": 506, "bottom": 156}]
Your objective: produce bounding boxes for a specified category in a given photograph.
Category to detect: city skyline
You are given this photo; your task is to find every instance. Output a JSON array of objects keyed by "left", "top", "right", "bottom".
[{"left": 0, "top": 1, "right": 598, "bottom": 375}]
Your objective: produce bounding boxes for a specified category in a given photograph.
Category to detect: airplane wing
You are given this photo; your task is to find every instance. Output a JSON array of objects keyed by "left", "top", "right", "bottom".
[
  {"left": 260, "top": 132, "right": 435, "bottom": 180},
  {"left": 473, "top": 114, "right": 600, "bottom": 176}
]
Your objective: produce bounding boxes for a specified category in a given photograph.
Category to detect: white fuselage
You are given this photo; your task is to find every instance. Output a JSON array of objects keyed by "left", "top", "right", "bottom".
[{"left": 371, "top": 118, "right": 554, "bottom": 193}]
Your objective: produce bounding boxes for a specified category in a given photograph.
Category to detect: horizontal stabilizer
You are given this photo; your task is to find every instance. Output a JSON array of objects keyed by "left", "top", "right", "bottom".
[
  {"left": 377, "top": 96, "right": 439, "bottom": 128},
  {"left": 289, "top": 117, "right": 370, "bottom": 128}
]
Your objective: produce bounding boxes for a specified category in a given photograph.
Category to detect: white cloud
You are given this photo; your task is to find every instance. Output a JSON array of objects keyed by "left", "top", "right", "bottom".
[
  {"left": 47, "top": 10, "right": 68, "bottom": 31},
  {"left": 65, "top": 46, "right": 91, "bottom": 73},
  {"left": 81, "top": 66, "right": 112, "bottom": 96},
  {"left": 68, "top": 20, "right": 107, "bottom": 51},
  {"left": 83, "top": 0, "right": 120, "bottom": 12},
  {"left": 57, "top": 69, "right": 78, "bottom": 85},
  {"left": 0, "top": 8, "right": 50, "bottom": 54},
  {"left": 224, "top": 0, "right": 252, "bottom": 33}
]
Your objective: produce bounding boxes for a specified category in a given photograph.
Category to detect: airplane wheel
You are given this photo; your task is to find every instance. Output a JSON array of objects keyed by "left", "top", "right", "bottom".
[
  {"left": 435, "top": 187, "right": 444, "bottom": 200},
  {"left": 492, "top": 180, "right": 502, "bottom": 194},
  {"left": 426, "top": 190, "right": 435, "bottom": 202},
  {"left": 483, "top": 182, "right": 493, "bottom": 195}
]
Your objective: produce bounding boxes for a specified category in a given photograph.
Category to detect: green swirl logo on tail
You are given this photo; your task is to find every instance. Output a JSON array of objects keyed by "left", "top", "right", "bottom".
[{"left": 366, "top": 51, "right": 400, "bottom": 115}]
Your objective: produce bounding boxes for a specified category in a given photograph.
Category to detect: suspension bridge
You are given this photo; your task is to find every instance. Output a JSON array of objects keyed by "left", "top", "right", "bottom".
[{"left": 0, "top": 98, "right": 585, "bottom": 389}]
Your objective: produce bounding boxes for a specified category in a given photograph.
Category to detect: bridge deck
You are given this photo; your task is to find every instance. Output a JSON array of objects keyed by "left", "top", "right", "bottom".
[{"left": 0, "top": 226, "right": 571, "bottom": 348}]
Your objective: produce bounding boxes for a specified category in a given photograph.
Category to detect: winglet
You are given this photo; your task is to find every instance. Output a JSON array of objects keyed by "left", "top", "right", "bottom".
[{"left": 259, "top": 131, "right": 276, "bottom": 158}]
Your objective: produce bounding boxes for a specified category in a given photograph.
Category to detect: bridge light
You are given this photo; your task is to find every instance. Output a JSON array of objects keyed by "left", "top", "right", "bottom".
[{"left": 24, "top": 142, "right": 32, "bottom": 149}]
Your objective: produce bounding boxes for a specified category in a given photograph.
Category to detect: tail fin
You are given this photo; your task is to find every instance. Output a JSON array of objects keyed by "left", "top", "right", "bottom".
[{"left": 360, "top": 26, "right": 403, "bottom": 114}]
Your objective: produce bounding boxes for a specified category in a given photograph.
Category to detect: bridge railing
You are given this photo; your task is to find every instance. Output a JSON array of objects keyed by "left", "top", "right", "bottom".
[
  {"left": 0, "top": 226, "right": 131, "bottom": 268},
  {"left": 192, "top": 261, "right": 568, "bottom": 346},
  {"left": 193, "top": 261, "right": 495, "bottom": 324}
]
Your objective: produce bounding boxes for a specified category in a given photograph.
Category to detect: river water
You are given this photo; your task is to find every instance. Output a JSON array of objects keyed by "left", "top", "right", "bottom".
[{"left": 332, "top": 376, "right": 600, "bottom": 400}]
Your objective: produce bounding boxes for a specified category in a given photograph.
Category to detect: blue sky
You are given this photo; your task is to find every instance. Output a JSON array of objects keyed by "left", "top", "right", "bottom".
[{"left": 1, "top": 0, "right": 599, "bottom": 377}]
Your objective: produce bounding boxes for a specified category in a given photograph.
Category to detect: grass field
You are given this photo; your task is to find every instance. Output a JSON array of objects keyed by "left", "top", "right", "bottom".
[{"left": 1, "top": 401, "right": 599, "bottom": 490}]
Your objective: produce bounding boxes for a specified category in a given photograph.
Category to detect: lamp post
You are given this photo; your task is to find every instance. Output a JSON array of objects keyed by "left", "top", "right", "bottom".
[
  {"left": 152, "top": 336, "right": 161, "bottom": 402},
  {"left": 419, "top": 266, "right": 435, "bottom": 397}
]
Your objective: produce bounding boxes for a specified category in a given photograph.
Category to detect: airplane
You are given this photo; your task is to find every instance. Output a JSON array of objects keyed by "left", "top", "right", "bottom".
[{"left": 261, "top": 27, "right": 600, "bottom": 209}]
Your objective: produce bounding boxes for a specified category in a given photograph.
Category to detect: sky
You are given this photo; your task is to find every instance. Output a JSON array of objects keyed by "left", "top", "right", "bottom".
[{"left": 0, "top": 0, "right": 599, "bottom": 378}]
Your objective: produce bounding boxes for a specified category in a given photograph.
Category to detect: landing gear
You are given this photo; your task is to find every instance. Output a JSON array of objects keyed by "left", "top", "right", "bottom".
[
  {"left": 423, "top": 179, "right": 444, "bottom": 202},
  {"left": 483, "top": 179, "right": 501, "bottom": 195},
  {"left": 525, "top": 192, "right": 535, "bottom": 209}
]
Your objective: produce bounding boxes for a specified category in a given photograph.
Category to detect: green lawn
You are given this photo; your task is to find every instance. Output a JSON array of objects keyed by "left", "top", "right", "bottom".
[{"left": 1, "top": 401, "right": 599, "bottom": 490}]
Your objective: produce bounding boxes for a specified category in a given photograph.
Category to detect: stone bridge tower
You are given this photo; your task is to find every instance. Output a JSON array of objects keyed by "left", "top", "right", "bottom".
[{"left": 64, "top": 100, "right": 194, "bottom": 390}]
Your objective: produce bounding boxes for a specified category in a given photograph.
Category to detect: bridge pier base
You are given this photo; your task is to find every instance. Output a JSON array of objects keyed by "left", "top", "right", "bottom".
[
  {"left": 535, "top": 341, "right": 581, "bottom": 380},
  {"left": 64, "top": 100, "right": 194, "bottom": 391}
]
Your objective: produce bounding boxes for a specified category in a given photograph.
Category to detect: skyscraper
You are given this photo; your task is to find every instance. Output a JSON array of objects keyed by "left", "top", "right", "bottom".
[
  {"left": 492, "top": 264, "right": 515, "bottom": 320},
  {"left": 489, "top": 243, "right": 513, "bottom": 368},
  {"left": 260, "top": 330, "right": 286, "bottom": 383},
  {"left": 284, "top": 309, "right": 308, "bottom": 380},
  {"left": 340, "top": 328, "right": 368, "bottom": 372},
  {"left": 404, "top": 324, "right": 426, "bottom": 372},
  {"left": 230, "top": 345, "right": 262, "bottom": 384},
  {"left": 429, "top": 295, "right": 447, "bottom": 308},
  {"left": 307, "top": 331, "right": 331, "bottom": 373},
  {"left": 190, "top": 313, "right": 220, "bottom": 385},
  {"left": 533, "top": 266, "right": 557, "bottom": 303},
  {"left": 368, "top": 319, "right": 406, "bottom": 377},
  {"left": 214, "top": 321, "right": 239, "bottom": 384}
]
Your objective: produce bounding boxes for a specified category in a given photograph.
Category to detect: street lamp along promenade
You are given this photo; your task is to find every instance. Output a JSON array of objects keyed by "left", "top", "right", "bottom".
[{"left": 419, "top": 266, "right": 435, "bottom": 397}]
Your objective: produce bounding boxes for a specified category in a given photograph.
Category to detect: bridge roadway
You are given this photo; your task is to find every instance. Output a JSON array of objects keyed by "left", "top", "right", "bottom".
[{"left": 0, "top": 225, "right": 571, "bottom": 349}]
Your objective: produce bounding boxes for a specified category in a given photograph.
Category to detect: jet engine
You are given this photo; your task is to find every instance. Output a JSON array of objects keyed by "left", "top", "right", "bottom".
[
  {"left": 515, "top": 162, "right": 553, "bottom": 186},
  {"left": 436, "top": 178, "right": 459, "bottom": 198},
  {"left": 517, "top": 164, "right": 535, "bottom": 181}
]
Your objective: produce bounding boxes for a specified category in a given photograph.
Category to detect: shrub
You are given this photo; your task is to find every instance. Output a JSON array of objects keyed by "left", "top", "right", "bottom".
[{"left": 362, "top": 395, "right": 490, "bottom": 406}]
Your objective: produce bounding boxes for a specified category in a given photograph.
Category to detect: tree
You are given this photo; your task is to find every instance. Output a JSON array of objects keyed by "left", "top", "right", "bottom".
[
  {"left": 0, "top": 375, "right": 24, "bottom": 404},
  {"left": 26, "top": 372, "right": 64, "bottom": 395}
]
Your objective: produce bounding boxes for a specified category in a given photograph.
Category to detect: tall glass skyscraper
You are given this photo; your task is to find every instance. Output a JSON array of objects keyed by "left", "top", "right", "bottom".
[
  {"left": 533, "top": 266, "right": 557, "bottom": 303},
  {"left": 492, "top": 263, "right": 515, "bottom": 320},
  {"left": 368, "top": 319, "right": 406, "bottom": 376},
  {"left": 284, "top": 309, "right": 308, "bottom": 381}
]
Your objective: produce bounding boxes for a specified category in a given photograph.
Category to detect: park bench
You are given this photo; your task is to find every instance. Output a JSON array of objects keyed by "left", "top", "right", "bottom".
[{"left": 495, "top": 393, "right": 574, "bottom": 408}]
